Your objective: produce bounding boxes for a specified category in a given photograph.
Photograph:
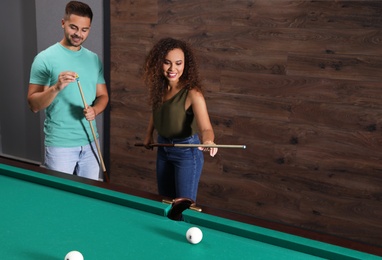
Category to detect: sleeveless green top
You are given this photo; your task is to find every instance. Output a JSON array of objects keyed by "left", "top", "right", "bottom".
[{"left": 153, "top": 88, "right": 198, "bottom": 139}]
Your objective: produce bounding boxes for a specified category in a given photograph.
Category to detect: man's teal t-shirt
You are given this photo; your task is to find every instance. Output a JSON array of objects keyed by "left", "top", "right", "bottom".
[{"left": 29, "top": 43, "right": 106, "bottom": 147}]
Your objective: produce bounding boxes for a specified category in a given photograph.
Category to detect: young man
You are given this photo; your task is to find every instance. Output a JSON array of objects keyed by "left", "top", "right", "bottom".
[{"left": 27, "top": 1, "right": 108, "bottom": 180}]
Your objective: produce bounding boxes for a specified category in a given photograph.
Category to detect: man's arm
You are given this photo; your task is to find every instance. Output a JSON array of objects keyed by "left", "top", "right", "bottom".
[
  {"left": 27, "top": 71, "right": 77, "bottom": 113},
  {"left": 83, "top": 83, "right": 109, "bottom": 121},
  {"left": 27, "top": 84, "right": 59, "bottom": 113}
]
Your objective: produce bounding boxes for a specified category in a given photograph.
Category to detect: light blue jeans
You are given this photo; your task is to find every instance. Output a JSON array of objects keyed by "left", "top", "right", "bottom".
[
  {"left": 44, "top": 141, "right": 100, "bottom": 180},
  {"left": 156, "top": 134, "right": 204, "bottom": 201}
]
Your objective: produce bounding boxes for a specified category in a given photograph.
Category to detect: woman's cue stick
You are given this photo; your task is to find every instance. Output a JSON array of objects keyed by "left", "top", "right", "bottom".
[
  {"left": 134, "top": 143, "right": 246, "bottom": 149},
  {"left": 76, "top": 75, "right": 109, "bottom": 182}
]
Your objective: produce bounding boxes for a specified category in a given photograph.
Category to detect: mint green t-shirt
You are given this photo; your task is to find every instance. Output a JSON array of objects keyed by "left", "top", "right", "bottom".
[{"left": 29, "top": 43, "right": 106, "bottom": 147}]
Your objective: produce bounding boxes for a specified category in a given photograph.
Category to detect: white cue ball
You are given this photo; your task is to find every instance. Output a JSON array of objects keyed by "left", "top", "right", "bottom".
[
  {"left": 64, "top": 251, "right": 84, "bottom": 260},
  {"left": 186, "top": 227, "right": 203, "bottom": 244}
]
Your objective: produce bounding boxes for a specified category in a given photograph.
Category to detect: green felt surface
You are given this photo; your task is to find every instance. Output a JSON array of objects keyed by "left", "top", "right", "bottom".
[{"left": 0, "top": 164, "right": 380, "bottom": 260}]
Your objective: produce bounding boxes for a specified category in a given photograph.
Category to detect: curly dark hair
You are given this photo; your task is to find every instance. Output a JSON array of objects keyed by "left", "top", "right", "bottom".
[{"left": 143, "top": 37, "right": 202, "bottom": 110}]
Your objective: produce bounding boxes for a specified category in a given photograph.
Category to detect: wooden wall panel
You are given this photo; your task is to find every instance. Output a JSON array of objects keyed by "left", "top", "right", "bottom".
[
  {"left": 109, "top": 0, "right": 382, "bottom": 247},
  {"left": 287, "top": 53, "right": 382, "bottom": 81}
]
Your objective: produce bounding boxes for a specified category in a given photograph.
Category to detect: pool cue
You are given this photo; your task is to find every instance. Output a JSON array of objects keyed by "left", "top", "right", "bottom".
[
  {"left": 135, "top": 143, "right": 246, "bottom": 149},
  {"left": 75, "top": 75, "right": 109, "bottom": 183}
]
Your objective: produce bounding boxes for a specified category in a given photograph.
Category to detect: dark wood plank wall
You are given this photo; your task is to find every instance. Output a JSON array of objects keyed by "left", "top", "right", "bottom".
[{"left": 109, "top": 0, "right": 382, "bottom": 246}]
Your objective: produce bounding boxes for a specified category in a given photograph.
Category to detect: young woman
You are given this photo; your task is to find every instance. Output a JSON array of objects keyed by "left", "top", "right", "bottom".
[{"left": 142, "top": 37, "right": 218, "bottom": 201}]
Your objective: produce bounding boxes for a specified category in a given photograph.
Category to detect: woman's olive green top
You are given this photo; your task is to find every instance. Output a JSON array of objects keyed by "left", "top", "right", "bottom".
[{"left": 153, "top": 88, "right": 198, "bottom": 139}]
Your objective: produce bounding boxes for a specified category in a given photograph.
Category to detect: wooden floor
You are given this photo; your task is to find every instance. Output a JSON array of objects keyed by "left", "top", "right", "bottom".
[{"left": 108, "top": 0, "right": 382, "bottom": 248}]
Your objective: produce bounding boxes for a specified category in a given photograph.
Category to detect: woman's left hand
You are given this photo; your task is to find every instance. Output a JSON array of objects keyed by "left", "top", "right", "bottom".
[{"left": 199, "top": 140, "right": 218, "bottom": 157}]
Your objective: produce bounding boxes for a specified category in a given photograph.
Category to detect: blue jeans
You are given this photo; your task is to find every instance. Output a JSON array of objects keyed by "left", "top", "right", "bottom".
[
  {"left": 44, "top": 141, "right": 100, "bottom": 180},
  {"left": 156, "top": 134, "right": 204, "bottom": 201}
]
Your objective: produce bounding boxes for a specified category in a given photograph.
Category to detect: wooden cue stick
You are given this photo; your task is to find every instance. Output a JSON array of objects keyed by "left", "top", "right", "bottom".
[
  {"left": 76, "top": 76, "right": 109, "bottom": 183},
  {"left": 135, "top": 143, "right": 246, "bottom": 149}
]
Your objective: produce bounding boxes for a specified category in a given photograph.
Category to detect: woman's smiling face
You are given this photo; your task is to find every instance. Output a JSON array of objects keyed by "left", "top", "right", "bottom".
[{"left": 163, "top": 48, "right": 185, "bottom": 84}]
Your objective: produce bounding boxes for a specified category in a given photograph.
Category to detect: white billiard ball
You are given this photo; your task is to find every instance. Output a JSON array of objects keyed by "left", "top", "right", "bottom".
[
  {"left": 64, "top": 250, "right": 84, "bottom": 260},
  {"left": 186, "top": 227, "right": 203, "bottom": 244}
]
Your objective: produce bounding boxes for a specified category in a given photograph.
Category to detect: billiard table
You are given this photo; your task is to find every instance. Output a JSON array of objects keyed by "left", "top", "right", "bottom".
[{"left": 0, "top": 156, "right": 381, "bottom": 259}]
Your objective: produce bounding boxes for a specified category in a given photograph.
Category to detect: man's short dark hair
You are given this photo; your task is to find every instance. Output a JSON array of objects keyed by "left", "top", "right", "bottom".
[{"left": 64, "top": 1, "right": 93, "bottom": 22}]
